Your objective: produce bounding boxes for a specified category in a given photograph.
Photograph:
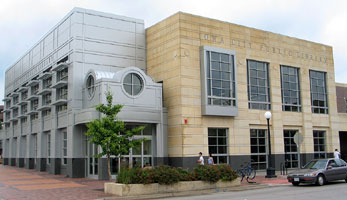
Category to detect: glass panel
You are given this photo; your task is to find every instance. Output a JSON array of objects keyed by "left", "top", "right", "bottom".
[
  {"left": 132, "top": 144, "right": 141, "bottom": 155},
  {"left": 218, "top": 156, "right": 228, "bottom": 164},
  {"left": 218, "top": 146, "right": 227, "bottom": 154},
  {"left": 133, "top": 85, "right": 142, "bottom": 95},
  {"left": 209, "top": 129, "right": 217, "bottom": 136},
  {"left": 221, "top": 54, "right": 229, "bottom": 62},
  {"left": 133, "top": 74, "right": 141, "bottom": 85},
  {"left": 143, "top": 140, "right": 152, "bottom": 155},
  {"left": 124, "top": 85, "right": 132, "bottom": 95},
  {"left": 218, "top": 138, "right": 226, "bottom": 145},
  {"left": 132, "top": 157, "right": 142, "bottom": 168},
  {"left": 124, "top": 74, "right": 132, "bottom": 84},
  {"left": 212, "top": 61, "right": 220, "bottom": 70},
  {"left": 143, "top": 125, "right": 152, "bottom": 135},
  {"left": 211, "top": 52, "right": 219, "bottom": 61},
  {"left": 143, "top": 157, "right": 152, "bottom": 167},
  {"left": 208, "top": 137, "right": 217, "bottom": 145},
  {"left": 221, "top": 63, "right": 229, "bottom": 71}
]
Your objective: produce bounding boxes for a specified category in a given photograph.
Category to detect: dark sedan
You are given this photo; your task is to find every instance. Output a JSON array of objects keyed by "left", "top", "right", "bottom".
[{"left": 287, "top": 158, "right": 347, "bottom": 186}]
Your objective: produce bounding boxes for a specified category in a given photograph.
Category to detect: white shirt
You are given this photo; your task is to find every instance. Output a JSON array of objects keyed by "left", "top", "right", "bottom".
[
  {"left": 199, "top": 156, "right": 204, "bottom": 165},
  {"left": 334, "top": 151, "right": 341, "bottom": 159}
]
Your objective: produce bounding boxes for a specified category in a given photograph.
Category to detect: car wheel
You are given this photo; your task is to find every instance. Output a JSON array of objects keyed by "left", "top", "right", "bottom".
[
  {"left": 316, "top": 174, "right": 325, "bottom": 186},
  {"left": 292, "top": 182, "right": 300, "bottom": 186}
]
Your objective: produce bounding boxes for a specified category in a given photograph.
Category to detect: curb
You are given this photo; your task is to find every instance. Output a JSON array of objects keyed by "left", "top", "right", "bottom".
[{"left": 99, "top": 183, "right": 286, "bottom": 200}]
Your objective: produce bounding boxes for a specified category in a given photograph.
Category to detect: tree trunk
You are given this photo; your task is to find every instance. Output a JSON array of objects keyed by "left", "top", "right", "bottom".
[{"left": 107, "top": 155, "right": 112, "bottom": 180}]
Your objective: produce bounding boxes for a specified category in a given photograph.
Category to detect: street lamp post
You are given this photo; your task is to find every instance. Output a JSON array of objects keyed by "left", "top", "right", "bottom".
[{"left": 264, "top": 111, "right": 277, "bottom": 178}]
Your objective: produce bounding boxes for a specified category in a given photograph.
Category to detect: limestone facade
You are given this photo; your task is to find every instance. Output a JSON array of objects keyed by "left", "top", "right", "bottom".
[{"left": 146, "top": 12, "right": 342, "bottom": 169}]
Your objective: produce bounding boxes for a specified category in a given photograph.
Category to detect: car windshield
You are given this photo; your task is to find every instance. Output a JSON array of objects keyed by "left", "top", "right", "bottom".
[{"left": 303, "top": 160, "right": 327, "bottom": 169}]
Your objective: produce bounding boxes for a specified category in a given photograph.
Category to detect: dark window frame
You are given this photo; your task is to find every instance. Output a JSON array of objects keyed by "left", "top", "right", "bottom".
[
  {"left": 247, "top": 60, "right": 271, "bottom": 110},
  {"left": 208, "top": 128, "right": 229, "bottom": 164},
  {"left": 280, "top": 66, "right": 301, "bottom": 112},
  {"left": 309, "top": 70, "right": 328, "bottom": 114}
]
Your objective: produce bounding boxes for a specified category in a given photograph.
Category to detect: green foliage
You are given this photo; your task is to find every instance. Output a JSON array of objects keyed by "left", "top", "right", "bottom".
[
  {"left": 177, "top": 167, "right": 196, "bottom": 181},
  {"left": 116, "top": 165, "right": 237, "bottom": 185},
  {"left": 193, "top": 165, "right": 221, "bottom": 183},
  {"left": 85, "top": 91, "right": 145, "bottom": 179},
  {"left": 153, "top": 165, "right": 180, "bottom": 185},
  {"left": 216, "top": 164, "right": 238, "bottom": 181},
  {"left": 117, "top": 167, "right": 155, "bottom": 184}
]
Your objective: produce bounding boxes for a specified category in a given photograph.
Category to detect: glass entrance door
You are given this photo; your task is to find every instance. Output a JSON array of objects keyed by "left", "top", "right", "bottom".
[
  {"left": 284, "top": 130, "right": 299, "bottom": 168},
  {"left": 88, "top": 143, "right": 98, "bottom": 178}
]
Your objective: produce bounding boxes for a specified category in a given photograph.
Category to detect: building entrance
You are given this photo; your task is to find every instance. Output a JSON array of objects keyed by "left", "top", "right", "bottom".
[
  {"left": 87, "top": 143, "right": 99, "bottom": 178},
  {"left": 339, "top": 132, "right": 347, "bottom": 161}
]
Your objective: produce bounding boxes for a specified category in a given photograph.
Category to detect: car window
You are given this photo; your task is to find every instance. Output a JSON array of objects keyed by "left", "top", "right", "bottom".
[
  {"left": 339, "top": 159, "right": 347, "bottom": 166},
  {"left": 304, "top": 160, "right": 327, "bottom": 169},
  {"left": 335, "top": 159, "right": 343, "bottom": 167},
  {"left": 328, "top": 160, "right": 338, "bottom": 168}
]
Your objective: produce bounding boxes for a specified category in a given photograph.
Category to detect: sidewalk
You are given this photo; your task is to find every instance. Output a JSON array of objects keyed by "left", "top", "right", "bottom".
[
  {"left": 0, "top": 165, "right": 116, "bottom": 200},
  {"left": 101, "top": 172, "right": 290, "bottom": 200}
]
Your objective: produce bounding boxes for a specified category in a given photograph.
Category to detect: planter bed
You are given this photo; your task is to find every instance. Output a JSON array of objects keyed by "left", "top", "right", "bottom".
[{"left": 105, "top": 178, "right": 240, "bottom": 196}]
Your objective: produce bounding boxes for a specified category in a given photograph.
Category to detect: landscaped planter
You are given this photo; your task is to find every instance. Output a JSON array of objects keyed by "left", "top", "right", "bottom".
[{"left": 104, "top": 178, "right": 241, "bottom": 196}]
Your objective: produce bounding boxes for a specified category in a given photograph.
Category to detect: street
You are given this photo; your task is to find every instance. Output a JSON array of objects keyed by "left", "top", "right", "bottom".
[{"left": 162, "top": 181, "right": 347, "bottom": 200}]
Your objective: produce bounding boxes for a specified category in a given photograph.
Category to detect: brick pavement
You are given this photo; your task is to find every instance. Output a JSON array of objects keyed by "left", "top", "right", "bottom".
[{"left": 0, "top": 165, "right": 117, "bottom": 200}]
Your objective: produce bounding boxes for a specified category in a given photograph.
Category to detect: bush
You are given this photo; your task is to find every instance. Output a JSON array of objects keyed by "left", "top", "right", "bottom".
[
  {"left": 216, "top": 164, "right": 238, "bottom": 181},
  {"left": 193, "top": 165, "right": 221, "bottom": 183},
  {"left": 116, "top": 164, "right": 237, "bottom": 185},
  {"left": 177, "top": 167, "right": 196, "bottom": 181},
  {"left": 153, "top": 165, "right": 180, "bottom": 185},
  {"left": 117, "top": 167, "right": 155, "bottom": 184}
]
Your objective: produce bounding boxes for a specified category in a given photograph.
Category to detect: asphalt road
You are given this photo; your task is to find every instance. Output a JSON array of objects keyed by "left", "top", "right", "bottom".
[{"left": 162, "top": 181, "right": 347, "bottom": 200}]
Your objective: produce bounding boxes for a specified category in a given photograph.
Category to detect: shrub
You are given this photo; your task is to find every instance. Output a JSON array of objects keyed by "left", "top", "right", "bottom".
[
  {"left": 153, "top": 165, "right": 180, "bottom": 185},
  {"left": 117, "top": 167, "right": 134, "bottom": 184},
  {"left": 177, "top": 167, "right": 196, "bottom": 181},
  {"left": 193, "top": 165, "right": 221, "bottom": 183},
  {"left": 116, "top": 165, "right": 237, "bottom": 185},
  {"left": 216, "top": 164, "right": 238, "bottom": 181}
]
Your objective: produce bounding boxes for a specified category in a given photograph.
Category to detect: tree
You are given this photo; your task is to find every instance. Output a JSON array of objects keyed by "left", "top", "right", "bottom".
[{"left": 85, "top": 91, "right": 145, "bottom": 180}]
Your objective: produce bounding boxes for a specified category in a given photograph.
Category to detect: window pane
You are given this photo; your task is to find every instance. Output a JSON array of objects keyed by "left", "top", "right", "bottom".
[
  {"left": 143, "top": 140, "right": 152, "bottom": 155},
  {"left": 208, "top": 137, "right": 217, "bottom": 145}
]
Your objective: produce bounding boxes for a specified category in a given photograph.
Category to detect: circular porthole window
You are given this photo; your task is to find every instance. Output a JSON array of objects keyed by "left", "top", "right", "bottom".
[
  {"left": 86, "top": 75, "right": 95, "bottom": 98},
  {"left": 123, "top": 73, "right": 143, "bottom": 96}
]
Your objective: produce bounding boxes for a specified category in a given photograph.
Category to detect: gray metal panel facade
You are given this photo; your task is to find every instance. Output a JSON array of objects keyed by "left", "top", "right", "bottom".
[{"left": 2, "top": 8, "right": 166, "bottom": 179}]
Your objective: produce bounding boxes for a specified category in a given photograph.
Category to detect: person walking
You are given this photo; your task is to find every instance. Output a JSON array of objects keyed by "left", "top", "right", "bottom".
[
  {"left": 207, "top": 153, "right": 214, "bottom": 165},
  {"left": 197, "top": 152, "right": 204, "bottom": 165},
  {"left": 334, "top": 149, "right": 341, "bottom": 159}
]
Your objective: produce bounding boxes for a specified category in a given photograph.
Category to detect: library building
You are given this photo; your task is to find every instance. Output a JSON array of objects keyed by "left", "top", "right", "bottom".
[{"left": 1, "top": 8, "right": 347, "bottom": 179}]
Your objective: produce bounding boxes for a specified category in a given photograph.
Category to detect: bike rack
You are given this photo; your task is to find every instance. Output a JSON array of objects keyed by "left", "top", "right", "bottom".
[{"left": 280, "top": 162, "right": 288, "bottom": 175}]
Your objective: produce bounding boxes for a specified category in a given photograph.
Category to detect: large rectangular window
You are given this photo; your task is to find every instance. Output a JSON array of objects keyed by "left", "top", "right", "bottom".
[
  {"left": 247, "top": 60, "right": 270, "bottom": 110},
  {"left": 47, "top": 133, "right": 51, "bottom": 164},
  {"left": 200, "top": 46, "right": 237, "bottom": 117},
  {"left": 57, "top": 68, "right": 68, "bottom": 81},
  {"left": 310, "top": 70, "right": 328, "bottom": 114},
  {"left": 57, "top": 86, "right": 68, "bottom": 100},
  {"left": 208, "top": 128, "right": 228, "bottom": 164},
  {"left": 42, "top": 93, "right": 51, "bottom": 105},
  {"left": 62, "top": 132, "right": 67, "bottom": 165},
  {"left": 206, "top": 51, "right": 236, "bottom": 106},
  {"left": 31, "top": 99, "right": 38, "bottom": 111},
  {"left": 43, "top": 77, "right": 52, "bottom": 89},
  {"left": 281, "top": 66, "right": 301, "bottom": 112},
  {"left": 313, "top": 130, "right": 326, "bottom": 159},
  {"left": 283, "top": 130, "right": 299, "bottom": 168},
  {"left": 250, "top": 129, "right": 267, "bottom": 170}
]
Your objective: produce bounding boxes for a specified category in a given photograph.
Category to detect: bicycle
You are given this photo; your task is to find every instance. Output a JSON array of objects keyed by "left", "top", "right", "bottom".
[{"left": 237, "top": 162, "right": 256, "bottom": 183}]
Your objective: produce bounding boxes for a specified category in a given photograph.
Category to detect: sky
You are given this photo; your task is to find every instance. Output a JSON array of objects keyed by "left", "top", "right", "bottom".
[{"left": 1, "top": 0, "right": 347, "bottom": 100}]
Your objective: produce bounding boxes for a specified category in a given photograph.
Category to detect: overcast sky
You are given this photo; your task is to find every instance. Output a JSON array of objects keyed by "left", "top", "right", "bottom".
[{"left": 1, "top": 0, "right": 347, "bottom": 100}]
